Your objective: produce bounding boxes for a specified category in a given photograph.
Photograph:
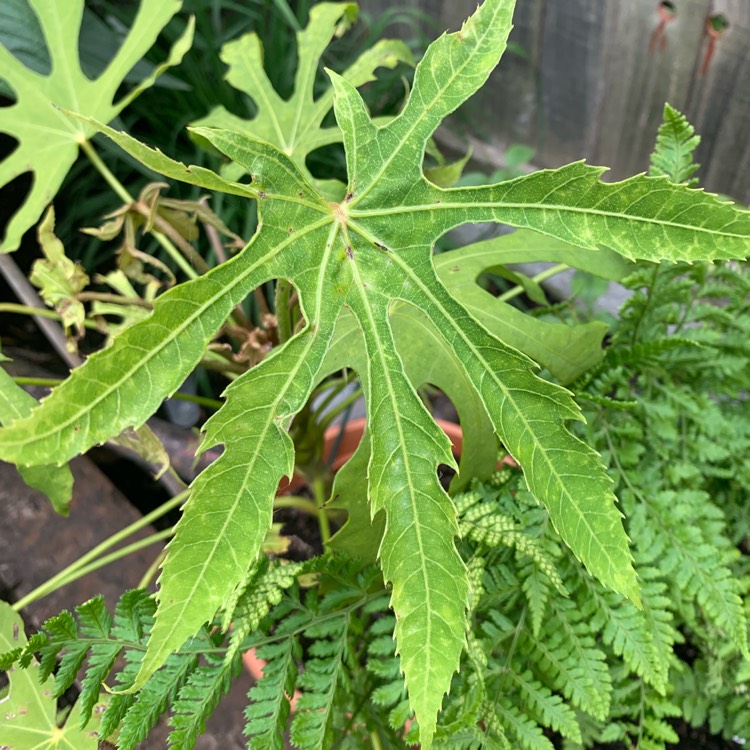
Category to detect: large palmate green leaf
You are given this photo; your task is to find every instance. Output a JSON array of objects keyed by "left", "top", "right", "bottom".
[
  {"left": 2, "top": 0, "right": 750, "bottom": 744},
  {"left": 0, "top": 601, "right": 106, "bottom": 749},
  {"left": 0, "top": 0, "right": 193, "bottom": 252},
  {"left": 323, "top": 230, "right": 632, "bottom": 559},
  {"left": 192, "top": 2, "right": 412, "bottom": 198}
]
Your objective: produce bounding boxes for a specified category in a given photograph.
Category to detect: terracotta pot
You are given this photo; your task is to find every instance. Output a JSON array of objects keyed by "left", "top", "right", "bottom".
[{"left": 277, "top": 417, "right": 466, "bottom": 496}]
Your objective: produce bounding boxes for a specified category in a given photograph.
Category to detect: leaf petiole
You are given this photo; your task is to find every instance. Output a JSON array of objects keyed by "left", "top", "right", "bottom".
[{"left": 79, "top": 138, "right": 198, "bottom": 280}]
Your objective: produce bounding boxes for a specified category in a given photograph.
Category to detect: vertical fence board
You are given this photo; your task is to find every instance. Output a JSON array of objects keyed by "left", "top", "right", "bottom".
[{"left": 359, "top": 0, "right": 750, "bottom": 201}]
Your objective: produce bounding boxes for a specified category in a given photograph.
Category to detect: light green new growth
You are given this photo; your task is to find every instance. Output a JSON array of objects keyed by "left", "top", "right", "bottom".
[
  {"left": 1, "top": 1, "right": 750, "bottom": 746},
  {"left": 649, "top": 103, "right": 701, "bottom": 185}
]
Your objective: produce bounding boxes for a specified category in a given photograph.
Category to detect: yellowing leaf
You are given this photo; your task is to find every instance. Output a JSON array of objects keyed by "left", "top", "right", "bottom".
[{"left": 30, "top": 207, "right": 88, "bottom": 348}]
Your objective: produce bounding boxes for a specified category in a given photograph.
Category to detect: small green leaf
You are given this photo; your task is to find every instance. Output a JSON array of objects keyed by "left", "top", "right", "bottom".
[
  {"left": 0, "top": 348, "right": 72, "bottom": 514},
  {"left": 649, "top": 103, "right": 701, "bottom": 185}
]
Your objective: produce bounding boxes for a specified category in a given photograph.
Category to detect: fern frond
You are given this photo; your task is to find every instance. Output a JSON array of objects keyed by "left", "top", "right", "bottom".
[
  {"left": 494, "top": 697, "right": 555, "bottom": 750},
  {"left": 111, "top": 589, "right": 158, "bottom": 641},
  {"left": 226, "top": 558, "right": 304, "bottom": 662},
  {"left": 36, "top": 609, "right": 83, "bottom": 690},
  {"left": 506, "top": 668, "right": 582, "bottom": 743},
  {"left": 366, "top": 615, "right": 411, "bottom": 731},
  {"left": 519, "top": 600, "right": 611, "bottom": 721},
  {"left": 100, "top": 645, "right": 147, "bottom": 737},
  {"left": 117, "top": 649, "right": 200, "bottom": 750},
  {"left": 72, "top": 596, "right": 123, "bottom": 726},
  {"left": 632, "top": 489, "right": 748, "bottom": 658},
  {"left": 519, "top": 558, "right": 552, "bottom": 637},
  {"left": 456, "top": 483, "right": 567, "bottom": 597},
  {"left": 602, "top": 669, "right": 681, "bottom": 750},
  {"left": 169, "top": 652, "right": 243, "bottom": 749},
  {"left": 244, "top": 638, "right": 298, "bottom": 750},
  {"left": 573, "top": 570, "right": 667, "bottom": 693},
  {"left": 290, "top": 614, "right": 349, "bottom": 748},
  {"left": 649, "top": 103, "right": 701, "bottom": 184}
]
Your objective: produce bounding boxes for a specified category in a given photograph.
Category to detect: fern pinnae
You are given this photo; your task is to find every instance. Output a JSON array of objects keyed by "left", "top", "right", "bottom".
[
  {"left": 518, "top": 612, "right": 611, "bottom": 722},
  {"left": 78, "top": 640, "right": 123, "bottom": 728},
  {"left": 456, "top": 482, "right": 567, "bottom": 596},
  {"left": 290, "top": 613, "right": 350, "bottom": 748},
  {"left": 493, "top": 696, "right": 555, "bottom": 750},
  {"left": 221, "top": 559, "right": 261, "bottom": 634},
  {"left": 519, "top": 558, "right": 553, "bottom": 638},
  {"left": 117, "top": 649, "right": 200, "bottom": 750},
  {"left": 649, "top": 103, "right": 701, "bottom": 185},
  {"left": 168, "top": 652, "right": 243, "bottom": 750},
  {"left": 506, "top": 668, "right": 582, "bottom": 744},
  {"left": 226, "top": 558, "right": 305, "bottom": 663},
  {"left": 244, "top": 638, "right": 298, "bottom": 750},
  {"left": 602, "top": 670, "right": 681, "bottom": 750},
  {"left": 631, "top": 488, "right": 748, "bottom": 658}
]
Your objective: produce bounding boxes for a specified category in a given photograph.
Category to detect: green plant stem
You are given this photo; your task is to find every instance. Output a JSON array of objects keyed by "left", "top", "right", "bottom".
[
  {"left": 275, "top": 279, "right": 293, "bottom": 343},
  {"left": 80, "top": 139, "right": 198, "bottom": 280},
  {"left": 12, "top": 490, "right": 188, "bottom": 612},
  {"left": 273, "top": 495, "right": 321, "bottom": 517},
  {"left": 318, "top": 387, "right": 363, "bottom": 430},
  {"left": 13, "top": 529, "right": 174, "bottom": 612},
  {"left": 370, "top": 731, "right": 383, "bottom": 750},
  {"left": 0, "top": 302, "right": 100, "bottom": 329},
  {"left": 312, "top": 476, "right": 331, "bottom": 543},
  {"left": 496, "top": 263, "right": 568, "bottom": 303},
  {"left": 76, "top": 291, "right": 154, "bottom": 309},
  {"left": 138, "top": 547, "right": 169, "bottom": 589}
]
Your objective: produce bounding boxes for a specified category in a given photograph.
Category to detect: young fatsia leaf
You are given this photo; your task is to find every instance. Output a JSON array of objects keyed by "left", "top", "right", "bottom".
[
  {"left": 2, "top": 0, "right": 750, "bottom": 745},
  {"left": 192, "top": 2, "right": 412, "bottom": 198},
  {"left": 0, "top": 0, "right": 193, "bottom": 252}
]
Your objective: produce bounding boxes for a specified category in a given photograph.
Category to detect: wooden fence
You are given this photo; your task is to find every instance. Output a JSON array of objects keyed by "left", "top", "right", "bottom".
[{"left": 363, "top": 0, "right": 750, "bottom": 203}]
